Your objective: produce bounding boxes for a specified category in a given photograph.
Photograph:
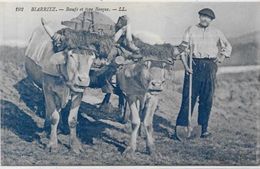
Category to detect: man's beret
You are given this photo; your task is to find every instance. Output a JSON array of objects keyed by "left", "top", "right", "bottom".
[{"left": 198, "top": 8, "right": 215, "bottom": 20}]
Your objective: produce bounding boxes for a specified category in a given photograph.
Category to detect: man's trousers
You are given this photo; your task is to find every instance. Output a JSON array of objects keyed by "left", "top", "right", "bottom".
[{"left": 176, "top": 58, "right": 218, "bottom": 127}]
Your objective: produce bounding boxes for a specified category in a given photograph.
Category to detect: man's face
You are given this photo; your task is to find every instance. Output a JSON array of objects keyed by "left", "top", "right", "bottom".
[{"left": 199, "top": 15, "right": 212, "bottom": 27}]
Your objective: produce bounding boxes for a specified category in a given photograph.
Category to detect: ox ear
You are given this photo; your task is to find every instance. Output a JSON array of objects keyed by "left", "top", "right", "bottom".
[
  {"left": 144, "top": 60, "right": 151, "bottom": 69},
  {"left": 162, "top": 62, "right": 166, "bottom": 68},
  {"left": 50, "top": 51, "right": 66, "bottom": 65},
  {"left": 171, "top": 46, "right": 180, "bottom": 56}
]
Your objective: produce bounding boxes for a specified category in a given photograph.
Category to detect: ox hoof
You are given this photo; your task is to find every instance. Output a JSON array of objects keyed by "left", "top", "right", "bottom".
[
  {"left": 71, "top": 144, "right": 84, "bottom": 154},
  {"left": 46, "top": 142, "right": 59, "bottom": 153},
  {"left": 122, "top": 146, "right": 135, "bottom": 158},
  {"left": 70, "top": 139, "right": 84, "bottom": 154}
]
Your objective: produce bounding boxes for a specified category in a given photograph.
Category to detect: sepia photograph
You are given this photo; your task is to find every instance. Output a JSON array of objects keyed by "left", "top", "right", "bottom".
[{"left": 0, "top": 0, "right": 259, "bottom": 167}]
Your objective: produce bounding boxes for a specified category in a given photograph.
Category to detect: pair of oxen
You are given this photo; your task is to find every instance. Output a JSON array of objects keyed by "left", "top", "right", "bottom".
[{"left": 25, "top": 18, "right": 177, "bottom": 157}]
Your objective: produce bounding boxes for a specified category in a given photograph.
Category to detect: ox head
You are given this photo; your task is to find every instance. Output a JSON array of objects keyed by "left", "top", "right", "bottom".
[
  {"left": 65, "top": 48, "right": 95, "bottom": 92},
  {"left": 50, "top": 48, "right": 95, "bottom": 93},
  {"left": 42, "top": 18, "right": 95, "bottom": 93},
  {"left": 140, "top": 58, "right": 172, "bottom": 95}
]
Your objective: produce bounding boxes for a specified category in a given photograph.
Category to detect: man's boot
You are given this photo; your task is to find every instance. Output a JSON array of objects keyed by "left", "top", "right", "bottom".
[{"left": 200, "top": 124, "right": 212, "bottom": 138}]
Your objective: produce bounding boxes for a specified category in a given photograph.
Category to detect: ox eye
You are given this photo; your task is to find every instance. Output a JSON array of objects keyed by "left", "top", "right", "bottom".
[
  {"left": 162, "top": 80, "right": 166, "bottom": 84},
  {"left": 69, "top": 54, "right": 79, "bottom": 66},
  {"left": 70, "top": 54, "right": 77, "bottom": 61}
]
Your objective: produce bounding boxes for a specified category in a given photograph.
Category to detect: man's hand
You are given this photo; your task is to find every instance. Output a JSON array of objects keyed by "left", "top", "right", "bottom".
[{"left": 185, "top": 67, "right": 193, "bottom": 75}]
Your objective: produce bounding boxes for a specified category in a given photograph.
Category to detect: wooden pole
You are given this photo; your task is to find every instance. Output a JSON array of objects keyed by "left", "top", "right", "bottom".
[{"left": 187, "top": 44, "right": 193, "bottom": 137}]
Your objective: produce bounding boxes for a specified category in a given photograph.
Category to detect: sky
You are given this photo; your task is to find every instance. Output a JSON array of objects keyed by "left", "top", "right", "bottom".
[{"left": 0, "top": 2, "right": 260, "bottom": 46}]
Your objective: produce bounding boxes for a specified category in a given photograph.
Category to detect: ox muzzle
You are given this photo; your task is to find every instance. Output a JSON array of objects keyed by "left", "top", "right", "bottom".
[{"left": 147, "top": 79, "right": 165, "bottom": 95}]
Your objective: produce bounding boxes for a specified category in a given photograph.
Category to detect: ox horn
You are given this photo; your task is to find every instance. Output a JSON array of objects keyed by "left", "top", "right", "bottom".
[{"left": 41, "top": 17, "right": 55, "bottom": 39}]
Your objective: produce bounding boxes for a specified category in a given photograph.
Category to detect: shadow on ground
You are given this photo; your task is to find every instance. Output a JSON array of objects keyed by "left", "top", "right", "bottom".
[
  {"left": 14, "top": 77, "right": 45, "bottom": 118},
  {"left": 0, "top": 99, "right": 41, "bottom": 142},
  {"left": 9, "top": 76, "right": 174, "bottom": 155}
]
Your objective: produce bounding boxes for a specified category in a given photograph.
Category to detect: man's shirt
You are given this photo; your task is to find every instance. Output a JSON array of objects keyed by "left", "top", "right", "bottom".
[{"left": 182, "top": 24, "right": 232, "bottom": 59}]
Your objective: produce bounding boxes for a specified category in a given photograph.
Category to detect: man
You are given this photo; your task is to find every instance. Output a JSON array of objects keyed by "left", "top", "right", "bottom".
[
  {"left": 113, "top": 15, "right": 140, "bottom": 54},
  {"left": 108, "top": 15, "right": 143, "bottom": 65},
  {"left": 175, "top": 8, "right": 232, "bottom": 138}
]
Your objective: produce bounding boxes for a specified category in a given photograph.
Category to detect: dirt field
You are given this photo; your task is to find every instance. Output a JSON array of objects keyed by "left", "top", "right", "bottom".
[{"left": 0, "top": 46, "right": 259, "bottom": 166}]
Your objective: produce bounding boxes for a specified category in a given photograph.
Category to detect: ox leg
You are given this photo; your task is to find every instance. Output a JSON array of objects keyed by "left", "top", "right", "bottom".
[
  {"left": 47, "top": 108, "right": 60, "bottom": 152},
  {"left": 119, "top": 94, "right": 129, "bottom": 124},
  {"left": 43, "top": 83, "right": 60, "bottom": 152},
  {"left": 143, "top": 95, "right": 158, "bottom": 156},
  {"left": 68, "top": 93, "right": 83, "bottom": 154},
  {"left": 123, "top": 98, "right": 140, "bottom": 157},
  {"left": 100, "top": 93, "right": 113, "bottom": 112},
  {"left": 121, "top": 101, "right": 129, "bottom": 124},
  {"left": 101, "top": 93, "right": 111, "bottom": 106},
  {"left": 114, "top": 86, "right": 128, "bottom": 123},
  {"left": 118, "top": 92, "right": 125, "bottom": 111}
]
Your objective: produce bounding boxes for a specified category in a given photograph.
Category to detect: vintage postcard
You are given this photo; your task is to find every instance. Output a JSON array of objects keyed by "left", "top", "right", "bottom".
[{"left": 0, "top": 0, "right": 259, "bottom": 167}]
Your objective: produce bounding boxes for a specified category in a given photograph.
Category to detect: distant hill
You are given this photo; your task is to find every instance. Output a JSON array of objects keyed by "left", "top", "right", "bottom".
[
  {"left": 222, "top": 31, "right": 260, "bottom": 66},
  {"left": 0, "top": 46, "right": 26, "bottom": 64}
]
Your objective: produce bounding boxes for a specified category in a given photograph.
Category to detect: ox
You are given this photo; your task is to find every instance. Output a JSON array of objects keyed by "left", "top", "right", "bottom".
[
  {"left": 117, "top": 58, "right": 173, "bottom": 157},
  {"left": 25, "top": 19, "right": 95, "bottom": 153}
]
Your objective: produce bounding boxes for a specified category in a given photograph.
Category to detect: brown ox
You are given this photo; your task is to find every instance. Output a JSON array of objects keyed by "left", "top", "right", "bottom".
[
  {"left": 117, "top": 58, "right": 172, "bottom": 157},
  {"left": 25, "top": 19, "right": 95, "bottom": 153}
]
